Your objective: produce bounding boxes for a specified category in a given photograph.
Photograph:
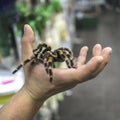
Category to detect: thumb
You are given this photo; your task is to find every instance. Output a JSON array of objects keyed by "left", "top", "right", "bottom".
[{"left": 22, "top": 24, "right": 34, "bottom": 61}]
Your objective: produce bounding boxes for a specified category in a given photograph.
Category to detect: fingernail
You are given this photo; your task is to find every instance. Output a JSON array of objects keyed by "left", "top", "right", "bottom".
[
  {"left": 24, "top": 24, "right": 28, "bottom": 36},
  {"left": 109, "top": 47, "right": 112, "bottom": 55},
  {"left": 106, "top": 47, "right": 112, "bottom": 55}
]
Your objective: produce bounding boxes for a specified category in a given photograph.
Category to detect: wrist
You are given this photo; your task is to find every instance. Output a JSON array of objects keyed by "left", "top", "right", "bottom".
[
  {"left": 21, "top": 84, "right": 50, "bottom": 103},
  {"left": 0, "top": 85, "right": 45, "bottom": 120}
]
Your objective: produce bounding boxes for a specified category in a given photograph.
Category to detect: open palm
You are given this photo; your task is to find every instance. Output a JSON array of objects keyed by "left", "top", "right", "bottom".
[{"left": 22, "top": 25, "right": 112, "bottom": 101}]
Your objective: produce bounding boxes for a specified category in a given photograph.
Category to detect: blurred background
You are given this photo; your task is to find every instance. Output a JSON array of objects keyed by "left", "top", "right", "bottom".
[{"left": 0, "top": 0, "right": 120, "bottom": 120}]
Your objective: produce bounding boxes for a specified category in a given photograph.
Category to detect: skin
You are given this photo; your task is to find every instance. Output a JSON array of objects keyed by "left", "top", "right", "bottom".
[{"left": 0, "top": 24, "right": 112, "bottom": 120}]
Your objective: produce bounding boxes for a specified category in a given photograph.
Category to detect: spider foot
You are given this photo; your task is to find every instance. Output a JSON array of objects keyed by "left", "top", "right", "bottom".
[
  {"left": 12, "top": 69, "right": 18, "bottom": 74},
  {"left": 49, "top": 76, "right": 53, "bottom": 82}
]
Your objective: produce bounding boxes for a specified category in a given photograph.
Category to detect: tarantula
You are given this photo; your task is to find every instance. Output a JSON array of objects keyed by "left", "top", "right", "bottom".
[{"left": 12, "top": 43, "right": 74, "bottom": 82}]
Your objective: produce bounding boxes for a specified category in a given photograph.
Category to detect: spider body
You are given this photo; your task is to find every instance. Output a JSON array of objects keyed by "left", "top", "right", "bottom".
[{"left": 12, "top": 43, "right": 74, "bottom": 82}]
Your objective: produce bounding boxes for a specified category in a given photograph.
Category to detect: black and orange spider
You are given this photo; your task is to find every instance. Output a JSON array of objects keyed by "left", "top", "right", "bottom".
[{"left": 12, "top": 43, "right": 74, "bottom": 82}]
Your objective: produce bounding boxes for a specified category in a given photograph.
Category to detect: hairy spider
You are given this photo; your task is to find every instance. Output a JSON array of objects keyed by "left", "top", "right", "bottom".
[{"left": 12, "top": 43, "right": 74, "bottom": 82}]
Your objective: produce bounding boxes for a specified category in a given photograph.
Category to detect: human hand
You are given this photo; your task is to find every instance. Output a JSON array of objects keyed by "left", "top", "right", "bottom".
[{"left": 21, "top": 24, "right": 112, "bottom": 102}]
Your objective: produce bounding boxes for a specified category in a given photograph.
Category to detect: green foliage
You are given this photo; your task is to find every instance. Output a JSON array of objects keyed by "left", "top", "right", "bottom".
[
  {"left": 16, "top": 2, "right": 30, "bottom": 17},
  {"left": 51, "top": 0, "right": 62, "bottom": 12},
  {"left": 16, "top": 0, "right": 62, "bottom": 36}
]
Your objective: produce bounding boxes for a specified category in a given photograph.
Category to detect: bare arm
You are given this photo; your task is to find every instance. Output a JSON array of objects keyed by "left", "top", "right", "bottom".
[
  {"left": 0, "top": 87, "right": 44, "bottom": 120},
  {"left": 0, "top": 25, "right": 112, "bottom": 120}
]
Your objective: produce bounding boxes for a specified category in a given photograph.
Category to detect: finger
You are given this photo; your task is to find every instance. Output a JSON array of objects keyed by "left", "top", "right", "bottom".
[
  {"left": 78, "top": 56, "right": 104, "bottom": 82},
  {"left": 92, "top": 44, "right": 102, "bottom": 56},
  {"left": 102, "top": 47, "right": 112, "bottom": 60},
  {"left": 92, "top": 47, "right": 112, "bottom": 76},
  {"left": 76, "top": 46, "right": 88, "bottom": 67},
  {"left": 22, "top": 24, "right": 34, "bottom": 61},
  {"left": 56, "top": 55, "right": 104, "bottom": 85}
]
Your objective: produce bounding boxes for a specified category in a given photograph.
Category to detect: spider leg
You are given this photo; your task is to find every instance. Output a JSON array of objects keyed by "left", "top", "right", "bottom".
[
  {"left": 65, "top": 54, "right": 74, "bottom": 68},
  {"left": 33, "top": 43, "right": 45, "bottom": 56},
  {"left": 12, "top": 56, "right": 34, "bottom": 74},
  {"left": 12, "top": 64, "right": 23, "bottom": 74},
  {"left": 33, "top": 43, "right": 48, "bottom": 52},
  {"left": 63, "top": 48, "right": 74, "bottom": 67},
  {"left": 54, "top": 49, "right": 65, "bottom": 62},
  {"left": 59, "top": 51, "right": 71, "bottom": 67},
  {"left": 44, "top": 58, "right": 49, "bottom": 74},
  {"left": 43, "top": 53, "right": 54, "bottom": 82},
  {"left": 36, "top": 43, "right": 52, "bottom": 64},
  {"left": 46, "top": 58, "right": 53, "bottom": 82},
  {"left": 33, "top": 43, "right": 51, "bottom": 54},
  {"left": 47, "top": 66, "right": 53, "bottom": 82},
  {"left": 39, "top": 45, "right": 51, "bottom": 60},
  {"left": 70, "top": 58, "right": 74, "bottom": 67},
  {"left": 62, "top": 53, "right": 71, "bottom": 68}
]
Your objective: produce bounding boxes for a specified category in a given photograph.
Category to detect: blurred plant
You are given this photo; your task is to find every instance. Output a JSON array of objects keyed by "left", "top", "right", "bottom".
[
  {"left": 16, "top": 0, "right": 62, "bottom": 37},
  {"left": 50, "top": 0, "right": 62, "bottom": 13}
]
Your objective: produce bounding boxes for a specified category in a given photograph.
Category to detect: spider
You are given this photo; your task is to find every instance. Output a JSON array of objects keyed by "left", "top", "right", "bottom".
[{"left": 12, "top": 43, "right": 74, "bottom": 82}]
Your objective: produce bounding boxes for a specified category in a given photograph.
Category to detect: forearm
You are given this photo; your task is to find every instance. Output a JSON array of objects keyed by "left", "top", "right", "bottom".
[{"left": 0, "top": 87, "right": 44, "bottom": 120}]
